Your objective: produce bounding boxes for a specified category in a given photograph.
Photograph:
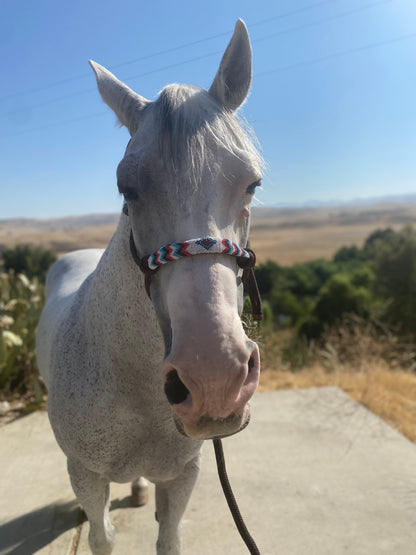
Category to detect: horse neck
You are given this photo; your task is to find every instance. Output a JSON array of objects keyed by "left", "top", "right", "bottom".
[
  {"left": 92, "top": 211, "right": 144, "bottom": 305},
  {"left": 84, "top": 212, "right": 164, "bottom": 378}
]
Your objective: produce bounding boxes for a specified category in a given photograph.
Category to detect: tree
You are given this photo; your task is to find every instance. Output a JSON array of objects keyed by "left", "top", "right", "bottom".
[
  {"left": 363, "top": 228, "right": 398, "bottom": 260},
  {"left": 314, "top": 274, "right": 373, "bottom": 324},
  {"left": 350, "top": 266, "right": 375, "bottom": 289},
  {"left": 254, "top": 260, "right": 283, "bottom": 296},
  {"left": 333, "top": 245, "right": 363, "bottom": 263},
  {"left": 286, "top": 259, "right": 337, "bottom": 298},
  {"left": 270, "top": 289, "right": 305, "bottom": 326},
  {"left": 371, "top": 226, "right": 416, "bottom": 335},
  {"left": 299, "top": 274, "right": 374, "bottom": 339}
]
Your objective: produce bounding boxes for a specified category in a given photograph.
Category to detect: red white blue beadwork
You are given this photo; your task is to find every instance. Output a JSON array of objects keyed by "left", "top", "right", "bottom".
[{"left": 147, "top": 237, "right": 250, "bottom": 271}]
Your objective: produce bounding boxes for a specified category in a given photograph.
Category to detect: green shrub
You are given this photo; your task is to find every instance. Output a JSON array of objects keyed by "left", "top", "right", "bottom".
[
  {"left": 0, "top": 272, "right": 45, "bottom": 401},
  {"left": 2, "top": 245, "right": 56, "bottom": 282}
]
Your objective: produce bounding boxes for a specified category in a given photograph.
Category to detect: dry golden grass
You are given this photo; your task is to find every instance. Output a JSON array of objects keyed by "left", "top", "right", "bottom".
[
  {"left": 250, "top": 202, "right": 416, "bottom": 264},
  {"left": 257, "top": 320, "right": 416, "bottom": 443},
  {"left": 2, "top": 204, "right": 415, "bottom": 438},
  {"left": 258, "top": 365, "right": 416, "bottom": 443},
  {"left": 2, "top": 201, "right": 416, "bottom": 265},
  {"left": 0, "top": 224, "right": 116, "bottom": 256},
  {"left": 251, "top": 222, "right": 386, "bottom": 265}
]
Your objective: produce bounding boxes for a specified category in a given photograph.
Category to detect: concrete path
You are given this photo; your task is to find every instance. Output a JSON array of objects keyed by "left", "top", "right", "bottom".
[{"left": 1, "top": 387, "right": 416, "bottom": 554}]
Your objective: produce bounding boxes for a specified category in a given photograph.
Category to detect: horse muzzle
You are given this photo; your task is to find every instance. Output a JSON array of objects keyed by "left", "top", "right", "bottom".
[
  {"left": 163, "top": 343, "right": 260, "bottom": 440},
  {"left": 173, "top": 406, "right": 251, "bottom": 440}
]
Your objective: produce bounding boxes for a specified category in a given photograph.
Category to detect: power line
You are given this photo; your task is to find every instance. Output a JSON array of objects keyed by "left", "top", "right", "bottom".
[
  {"left": 0, "top": 0, "right": 392, "bottom": 115},
  {"left": 0, "top": 51, "right": 223, "bottom": 115},
  {"left": 118, "top": 0, "right": 392, "bottom": 85},
  {"left": 254, "top": 31, "right": 416, "bottom": 77},
  {"left": 0, "top": 0, "right": 346, "bottom": 103},
  {"left": 248, "top": 0, "right": 348, "bottom": 28},
  {"left": 3, "top": 28, "right": 414, "bottom": 139},
  {"left": 109, "top": 0, "right": 346, "bottom": 71},
  {"left": 254, "top": 0, "right": 392, "bottom": 46}
]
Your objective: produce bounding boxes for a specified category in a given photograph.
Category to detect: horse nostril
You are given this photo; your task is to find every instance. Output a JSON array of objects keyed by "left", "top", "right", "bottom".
[
  {"left": 164, "top": 369, "right": 190, "bottom": 405},
  {"left": 248, "top": 357, "right": 255, "bottom": 373}
]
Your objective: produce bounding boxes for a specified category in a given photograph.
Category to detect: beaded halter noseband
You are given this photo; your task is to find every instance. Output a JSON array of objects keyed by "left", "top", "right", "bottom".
[
  {"left": 124, "top": 205, "right": 262, "bottom": 320},
  {"left": 140, "top": 236, "right": 254, "bottom": 271}
]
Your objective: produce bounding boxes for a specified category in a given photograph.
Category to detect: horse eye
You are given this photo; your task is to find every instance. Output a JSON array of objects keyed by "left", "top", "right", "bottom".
[
  {"left": 246, "top": 180, "right": 261, "bottom": 195},
  {"left": 120, "top": 188, "right": 139, "bottom": 202},
  {"left": 117, "top": 177, "right": 139, "bottom": 202}
]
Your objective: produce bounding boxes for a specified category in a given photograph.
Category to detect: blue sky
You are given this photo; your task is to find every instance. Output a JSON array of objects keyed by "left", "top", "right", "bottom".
[{"left": 1, "top": 0, "right": 415, "bottom": 218}]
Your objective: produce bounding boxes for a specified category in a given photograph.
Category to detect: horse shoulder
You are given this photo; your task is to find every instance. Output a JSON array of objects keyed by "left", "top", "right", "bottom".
[
  {"left": 37, "top": 249, "right": 104, "bottom": 386},
  {"left": 45, "top": 249, "right": 104, "bottom": 299}
]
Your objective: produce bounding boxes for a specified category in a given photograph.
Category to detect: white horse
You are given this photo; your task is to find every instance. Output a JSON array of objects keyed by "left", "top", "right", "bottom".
[{"left": 36, "top": 19, "right": 262, "bottom": 555}]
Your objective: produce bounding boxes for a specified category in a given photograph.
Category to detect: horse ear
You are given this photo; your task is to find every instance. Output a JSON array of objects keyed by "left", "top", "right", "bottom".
[
  {"left": 89, "top": 60, "right": 150, "bottom": 136},
  {"left": 208, "top": 19, "right": 252, "bottom": 111}
]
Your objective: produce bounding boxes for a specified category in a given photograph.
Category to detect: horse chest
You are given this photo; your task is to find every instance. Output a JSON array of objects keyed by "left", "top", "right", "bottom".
[
  {"left": 50, "top": 389, "right": 200, "bottom": 484},
  {"left": 103, "top": 431, "right": 201, "bottom": 484}
]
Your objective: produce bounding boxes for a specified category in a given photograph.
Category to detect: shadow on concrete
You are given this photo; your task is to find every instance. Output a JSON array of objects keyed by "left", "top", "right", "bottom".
[
  {"left": 0, "top": 499, "right": 81, "bottom": 555},
  {"left": 0, "top": 496, "right": 138, "bottom": 555}
]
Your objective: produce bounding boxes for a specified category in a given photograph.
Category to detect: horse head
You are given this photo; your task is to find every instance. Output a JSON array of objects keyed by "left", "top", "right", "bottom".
[{"left": 90, "top": 20, "right": 262, "bottom": 440}]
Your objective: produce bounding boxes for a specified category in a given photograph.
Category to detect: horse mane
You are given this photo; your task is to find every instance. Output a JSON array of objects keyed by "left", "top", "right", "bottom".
[{"left": 153, "top": 84, "right": 263, "bottom": 187}]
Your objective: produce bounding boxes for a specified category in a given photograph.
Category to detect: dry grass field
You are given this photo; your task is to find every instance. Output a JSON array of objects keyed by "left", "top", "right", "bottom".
[
  {"left": 256, "top": 317, "right": 416, "bottom": 443},
  {"left": 1, "top": 200, "right": 415, "bottom": 439},
  {"left": 259, "top": 357, "right": 416, "bottom": 443},
  {"left": 1, "top": 201, "right": 415, "bottom": 264},
  {"left": 249, "top": 201, "right": 416, "bottom": 264},
  {"left": 0, "top": 214, "right": 118, "bottom": 256}
]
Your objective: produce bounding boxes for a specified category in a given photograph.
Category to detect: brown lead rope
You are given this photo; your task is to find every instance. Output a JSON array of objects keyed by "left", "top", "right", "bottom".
[
  {"left": 213, "top": 259, "right": 262, "bottom": 554},
  {"left": 242, "top": 266, "right": 263, "bottom": 321},
  {"left": 213, "top": 438, "right": 261, "bottom": 554},
  {"left": 241, "top": 239, "right": 262, "bottom": 322}
]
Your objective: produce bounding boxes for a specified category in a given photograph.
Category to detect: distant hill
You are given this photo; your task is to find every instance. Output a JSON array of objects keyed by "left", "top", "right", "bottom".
[
  {"left": 0, "top": 213, "right": 119, "bottom": 232},
  {"left": 0, "top": 213, "right": 120, "bottom": 256},
  {"left": 251, "top": 199, "right": 416, "bottom": 227},
  {"left": 272, "top": 193, "right": 416, "bottom": 209},
  {"left": 1, "top": 199, "right": 415, "bottom": 265}
]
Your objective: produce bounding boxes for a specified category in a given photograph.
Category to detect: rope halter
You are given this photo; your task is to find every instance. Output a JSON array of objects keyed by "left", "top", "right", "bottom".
[
  {"left": 125, "top": 208, "right": 262, "bottom": 320},
  {"left": 135, "top": 235, "right": 256, "bottom": 273}
]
